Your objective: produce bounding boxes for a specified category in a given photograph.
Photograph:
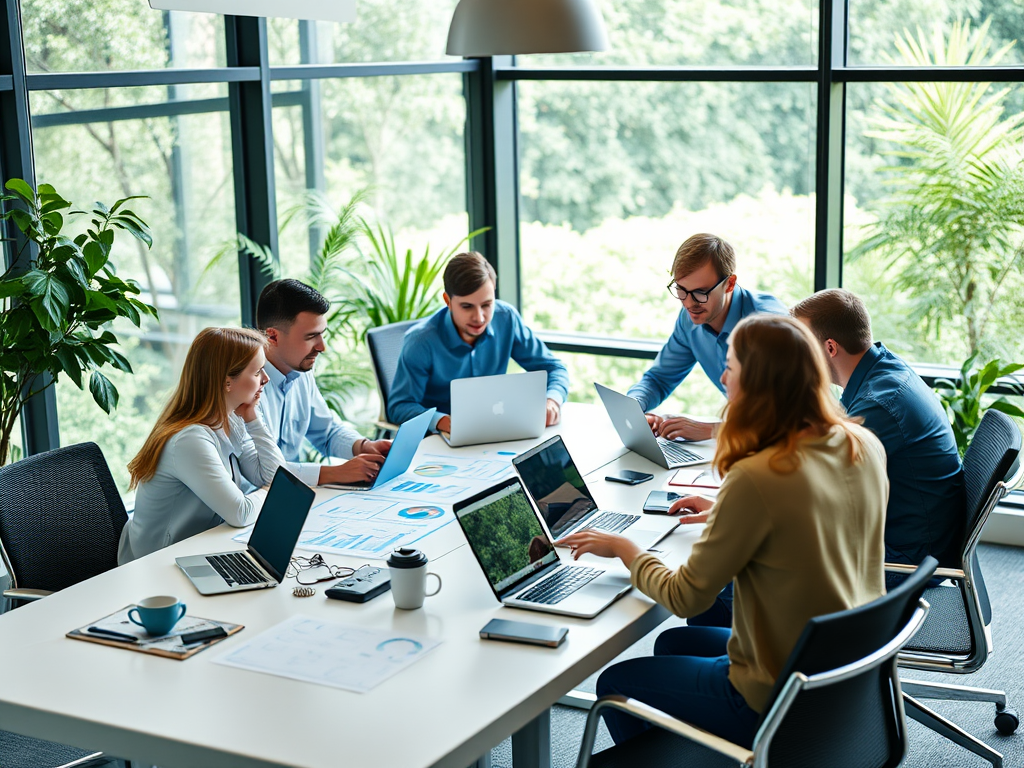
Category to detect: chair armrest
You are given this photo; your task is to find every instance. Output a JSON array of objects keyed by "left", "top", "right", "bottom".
[
  {"left": 373, "top": 420, "right": 398, "bottom": 433},
  {"left": 3, "top": 588, "right": 52, "bottom": 601},
  {"left": 576, "top": 695, "right": 754, "bottom": 768},
  {"left": 885, "top": 562, "right": 965, "bottom": 580}
]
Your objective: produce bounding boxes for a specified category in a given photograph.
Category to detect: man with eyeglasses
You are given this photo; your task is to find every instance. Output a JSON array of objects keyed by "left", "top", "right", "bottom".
[{"left": 627, "top": 233, "right": 786, "bottom": 441}]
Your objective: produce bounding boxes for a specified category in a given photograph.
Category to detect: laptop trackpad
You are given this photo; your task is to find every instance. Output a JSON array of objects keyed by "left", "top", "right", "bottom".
[{"left": 184, "top": 564, "right": 218, "bottom": 579}]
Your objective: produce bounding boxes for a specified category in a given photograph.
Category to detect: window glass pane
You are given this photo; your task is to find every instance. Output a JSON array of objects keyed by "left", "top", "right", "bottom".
[
  {"left": 268, "top": 0, "right": 459, "bottom": 66},
  {"left": 30, "top": 87, "right": 238, "bottom": 496},
  {"left": 22, "top": 3, "right": 224, "bottom": 72},
  {"left": 553, "top": 351, "right": 727, "bottom": 418},
  {"left": 521, "top": 0, "right": 818, "bottom": 68},
  {"left": 271, "top": 74, "right": 468, "bottom": 433},
  {"left": 519, "top": 80, "right": 815, "bottom": 348},
  {"left": 843, "top": 78, "right": 1024, "bottom": 367},
  {"left": 848, "top": 2, "right": 1023, "bottom": 66}
]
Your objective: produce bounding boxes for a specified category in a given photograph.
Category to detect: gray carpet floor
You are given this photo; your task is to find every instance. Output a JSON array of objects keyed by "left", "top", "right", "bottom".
[{"left": 489, "top": 543, "right": 1024, "bottom": 768}]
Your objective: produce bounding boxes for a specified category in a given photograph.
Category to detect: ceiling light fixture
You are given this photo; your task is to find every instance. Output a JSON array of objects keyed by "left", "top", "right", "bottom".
[{"left": 446, "top": 0, "right": 609, "bottom": 57}]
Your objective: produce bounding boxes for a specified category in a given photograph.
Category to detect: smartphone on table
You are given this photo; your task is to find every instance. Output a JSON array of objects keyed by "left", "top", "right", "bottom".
[
  {"left": 643, "top": 490, "right": 683, "bottom": 514},
  {"left": 605, "top": 470, "right": 654, "bottom": 486}
]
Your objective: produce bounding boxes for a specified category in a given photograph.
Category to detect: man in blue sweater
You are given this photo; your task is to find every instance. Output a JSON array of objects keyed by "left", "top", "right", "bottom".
[
  {"left": 628, "top": 233, "right": 786, "bottom": 441},
  {"left": 792, "top": 289, "right": 964, "bottom": 571},
  {"left": 388, "top": 251, "right": 570, "bottom": 434}
]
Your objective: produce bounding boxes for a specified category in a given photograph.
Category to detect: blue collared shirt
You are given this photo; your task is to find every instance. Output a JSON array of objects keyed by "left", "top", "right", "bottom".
[
  {"left": 387, "top": 300, "right": 570, "bottom": 431},
  {"left": 627, "top": 285, "right": 786, "bottom": 411},
  {"left": 257, "top": 360, "right": 363, "bottom": 486},
  {"left": 842, "top": 343, "right": 964, "bottom": 566}
]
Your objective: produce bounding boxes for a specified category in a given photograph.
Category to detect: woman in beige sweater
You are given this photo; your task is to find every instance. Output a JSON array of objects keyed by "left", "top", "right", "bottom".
[{"left": 559, "top": 314, "right": 887, "bottom": 747}]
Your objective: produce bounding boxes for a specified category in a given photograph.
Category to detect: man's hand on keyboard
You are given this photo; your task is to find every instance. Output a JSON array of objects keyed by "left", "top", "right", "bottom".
[
  {"left": 656, "top": 415, "right": 717, "bottom": 442},
  {"left": 556, "top": 529, "right": 643, "bottom": 568},
  {"left": 668, "top": 494, "right": 713, "bottom": 525}
]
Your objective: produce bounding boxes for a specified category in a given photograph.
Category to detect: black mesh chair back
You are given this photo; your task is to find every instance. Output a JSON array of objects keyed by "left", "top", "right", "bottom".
[
  {"left": 367, "top": 319, "right": 418, "bottom": 421},
  {"left": 758, "top": 557, "right": 938, "bottom": 768},
  {"left": 962, "top": 409, "right": 1020, "bottom": 547},
  {"left": 0, "top": 442, "right": 127, "bottom": 594}
]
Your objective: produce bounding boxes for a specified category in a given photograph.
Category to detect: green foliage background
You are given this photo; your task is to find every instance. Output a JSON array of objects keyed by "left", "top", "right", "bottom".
[{"left": 11, "top": 0, "right": 1024, "bottom": 492}]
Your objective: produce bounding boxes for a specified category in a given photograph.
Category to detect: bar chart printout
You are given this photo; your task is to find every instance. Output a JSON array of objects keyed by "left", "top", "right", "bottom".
[{"left": 295, "top": 494, "right": 456, "bottom": 558}]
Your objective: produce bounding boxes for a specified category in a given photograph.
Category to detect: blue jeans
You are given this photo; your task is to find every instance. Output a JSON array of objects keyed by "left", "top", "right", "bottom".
[
  {"left": 595, "top": 626, "right": 760, "bottom": 748},
  {"left": 686, "top": 581, "right": 734, "bottom": 628}
]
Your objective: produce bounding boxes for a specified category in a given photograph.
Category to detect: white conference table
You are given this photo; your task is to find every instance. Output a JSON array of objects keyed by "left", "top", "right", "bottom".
[{"left": 0, "top": 403, "right": 715, "bottom": 768}]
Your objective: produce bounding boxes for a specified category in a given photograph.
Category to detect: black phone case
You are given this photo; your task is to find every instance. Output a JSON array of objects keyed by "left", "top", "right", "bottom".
[{"left": 325, "top": 568, "right": 392, "bottom": 603}]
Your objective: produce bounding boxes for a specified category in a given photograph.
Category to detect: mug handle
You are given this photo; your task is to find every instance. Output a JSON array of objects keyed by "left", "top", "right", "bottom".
[
  {"left": 425, "top": 572, "right": 442, "bottom": 597},
  {"left": 176, "top": 603, "right": 187, "bottom": 623},
  {"left": 127, "top": 607, "right": 144, "bottom": 628}
]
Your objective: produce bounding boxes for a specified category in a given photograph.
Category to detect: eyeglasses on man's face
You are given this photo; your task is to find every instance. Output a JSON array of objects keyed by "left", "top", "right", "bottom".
[{"left": 666, "top": 274, "right": 731, "bottom": 304}]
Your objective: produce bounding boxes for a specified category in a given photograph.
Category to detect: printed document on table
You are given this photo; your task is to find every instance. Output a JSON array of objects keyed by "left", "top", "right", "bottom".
[{"left": 214, "top": 615, "right": 441, "bottom": 693}]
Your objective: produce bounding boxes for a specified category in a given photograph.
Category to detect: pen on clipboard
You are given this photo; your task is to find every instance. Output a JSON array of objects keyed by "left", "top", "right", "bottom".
[{"left": 87, "top": 626, "right": 139, "bottom": 643}]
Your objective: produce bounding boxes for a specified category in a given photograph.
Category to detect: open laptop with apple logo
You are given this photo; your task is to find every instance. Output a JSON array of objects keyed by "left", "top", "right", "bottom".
[{"left": 441, "top": 371, "right": 547, "bottom": 447}]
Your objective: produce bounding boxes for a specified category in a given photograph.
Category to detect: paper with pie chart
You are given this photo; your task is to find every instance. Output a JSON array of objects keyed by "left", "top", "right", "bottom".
[
  {"left": 215, "top": 614, "right": 441, "bottom": 693},
  {"left": 232, "top": 451, "right": 516, "bottom": 558}
]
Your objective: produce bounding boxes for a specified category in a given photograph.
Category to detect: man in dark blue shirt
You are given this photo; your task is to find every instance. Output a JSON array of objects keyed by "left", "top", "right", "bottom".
[{"left": 792, "top": 289, "right": 964, "bottom": 569}]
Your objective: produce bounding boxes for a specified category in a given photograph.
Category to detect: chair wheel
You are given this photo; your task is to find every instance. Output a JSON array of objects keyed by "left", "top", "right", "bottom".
[{"left": 995, "top": 707, "right": 1019, "bottom": 735}]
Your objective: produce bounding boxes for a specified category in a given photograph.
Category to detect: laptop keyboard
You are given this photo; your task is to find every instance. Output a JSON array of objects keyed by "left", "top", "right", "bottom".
[
  {"left": 657, "top": 438, "right": 704, "bottom": 464},
  {"left": 587, "top": 510, "right": 641, "bottom": 534},
  {"left": 208, "top": 552, "right": 267, "bottom": 586},
  {"left": 517, "top": 566, "right": 602, "bottom": 605}
]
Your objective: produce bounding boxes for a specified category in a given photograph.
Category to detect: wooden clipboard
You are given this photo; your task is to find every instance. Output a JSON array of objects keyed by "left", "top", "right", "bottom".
[{"left": 67, "top": 605, "right": 243, "bottom": 660}]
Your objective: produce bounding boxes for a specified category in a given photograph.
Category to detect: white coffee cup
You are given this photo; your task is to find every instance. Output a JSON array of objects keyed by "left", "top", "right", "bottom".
[{"left": 387, "top": 548, "right": 442, "bottom": 610}]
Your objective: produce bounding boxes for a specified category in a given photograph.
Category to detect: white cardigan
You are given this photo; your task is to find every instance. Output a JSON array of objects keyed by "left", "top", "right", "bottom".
[{"left": 118, "top": 413, "right": 285, "bottom": 564}]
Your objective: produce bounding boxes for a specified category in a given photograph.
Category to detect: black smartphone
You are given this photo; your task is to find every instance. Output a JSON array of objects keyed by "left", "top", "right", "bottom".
[
  {"left": 643, "top": 490, "right": 683, "bottom": 514},
  {"left": 605, "top": 470, "right": 654, "bottom": 486},
  {"left": 480, "top": 618, "right": 568, "bottom": 647}
]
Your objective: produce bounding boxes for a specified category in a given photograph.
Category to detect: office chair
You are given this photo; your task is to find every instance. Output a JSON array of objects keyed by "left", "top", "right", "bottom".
[
  {"left": 0, "top": 442, "right": 128, "bottom": 606},
  {"left": 573, "top": 558, "right": 938, "bottom": 768},
  {"left": 890, "top": 408, "right": 1022, "bottom": 768},
  {"left": 0, "top": 442, "right": 131, "bottom": 768},
  {"left": 366, "top": 319, "right": 418, "bottom": 438}
]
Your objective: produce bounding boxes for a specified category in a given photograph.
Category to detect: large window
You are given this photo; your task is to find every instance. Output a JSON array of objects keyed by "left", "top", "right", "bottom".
[{"left": 31, "top": 86, "right": 239, "bottom": 494}]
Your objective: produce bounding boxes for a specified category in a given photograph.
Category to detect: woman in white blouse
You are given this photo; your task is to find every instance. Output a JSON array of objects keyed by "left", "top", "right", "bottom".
[{"left": 118, "top": 327, "right": 286, "bottom": 564}]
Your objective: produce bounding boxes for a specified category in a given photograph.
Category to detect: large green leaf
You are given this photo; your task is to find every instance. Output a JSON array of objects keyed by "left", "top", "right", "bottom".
[
  {"left": 4, "top": 178, "right": 35, "bottom": 204},
  {"left": 88, "top": 371, "right": 118, "bottom": 414}
]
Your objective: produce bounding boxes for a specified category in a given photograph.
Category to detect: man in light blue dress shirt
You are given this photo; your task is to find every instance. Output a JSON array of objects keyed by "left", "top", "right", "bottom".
[
  {"left": 388, "top": 251, "right": 570, "bottom": 434},
  {"left": 628, "top": 233, "right": 786, "bottom": 441},
  {"left": 256, "top": 280, "right": 392, "bottom": 487}
]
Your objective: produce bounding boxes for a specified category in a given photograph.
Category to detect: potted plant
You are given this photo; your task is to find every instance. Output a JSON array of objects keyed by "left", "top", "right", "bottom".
[
  {"left": 0, "top": 179, "right": 157, "bottom": 465},
  {"left": 934, "top": 354, "right": 1024, "bottom": 457}
]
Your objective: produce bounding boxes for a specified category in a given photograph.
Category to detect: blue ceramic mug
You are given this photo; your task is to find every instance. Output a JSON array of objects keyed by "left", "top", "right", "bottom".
[{"left": 128, "top": 595, "right": 187, "bottom": 636}]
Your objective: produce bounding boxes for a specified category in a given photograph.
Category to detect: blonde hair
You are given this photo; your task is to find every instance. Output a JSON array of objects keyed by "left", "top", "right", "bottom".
[
  {"left": 715, "top": 314, "right": 865, "bottom": 476},
  {"left": 128, "top": 327, "right": 268, "bottom": 488}
]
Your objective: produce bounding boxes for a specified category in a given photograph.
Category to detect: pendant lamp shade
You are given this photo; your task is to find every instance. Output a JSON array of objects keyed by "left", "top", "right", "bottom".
[{"left": 446, "top": 0, "right": 609, "bottom": 56}]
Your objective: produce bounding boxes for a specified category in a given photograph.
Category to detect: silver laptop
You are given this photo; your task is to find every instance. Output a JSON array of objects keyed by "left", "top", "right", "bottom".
[
  {"left": 453, "top": 477, "right": 631, "bottom": 619},
  {"left": 442, "top": 371, "right": 546, "bottom": 447},
  {"left": 594, "top": 383, "right": 709, "bottom": 469},
  {"left": 175, "top": 467, "right": 314, "bottom": 595},
  {"left": 325, "top": 408, "right": 435, "bottom": 491},
  {"left": 513, "top": 435, "right": 675, "bottom": 550}
]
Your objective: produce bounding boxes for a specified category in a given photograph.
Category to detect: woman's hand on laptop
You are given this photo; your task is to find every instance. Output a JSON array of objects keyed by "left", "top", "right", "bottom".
[
  {"left": 318, "top": 454, "right": 386, "bottom": 486},
  {"left": 668, "top": 494, "right": 713, "bottom": 524},
  {"left": 556, "top": 530, "right": 642, "bottom": 568},
  {"left": 657, "top": 416, "right": 717, "bottom": 442},
  {"left": 546, "top": 399, "right": 561, "bottom": 426}
]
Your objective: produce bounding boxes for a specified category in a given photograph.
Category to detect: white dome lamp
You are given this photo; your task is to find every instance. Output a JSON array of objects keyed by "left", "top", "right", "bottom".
[{"left": 446, "top": 0, "right": 609, "bottom": 57}]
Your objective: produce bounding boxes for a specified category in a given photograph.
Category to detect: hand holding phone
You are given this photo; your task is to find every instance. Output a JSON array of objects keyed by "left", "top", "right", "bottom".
[{"left": 605, "top": 470, "right": 654, "bottom": 485}]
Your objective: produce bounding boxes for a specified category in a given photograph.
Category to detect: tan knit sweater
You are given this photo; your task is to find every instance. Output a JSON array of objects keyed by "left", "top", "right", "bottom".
[{"left": 629, "top": 425, "right": 888, "bottom": 712}]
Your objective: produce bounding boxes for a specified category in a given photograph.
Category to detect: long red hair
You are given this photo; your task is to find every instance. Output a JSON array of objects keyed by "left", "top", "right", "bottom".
[
  {"left": 714, "top": 314, "right": 866, "bottom": 476},
  {"left": 128, "top": 327, "right": 267, "bottom": 488}
]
